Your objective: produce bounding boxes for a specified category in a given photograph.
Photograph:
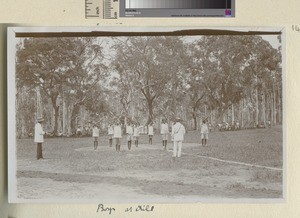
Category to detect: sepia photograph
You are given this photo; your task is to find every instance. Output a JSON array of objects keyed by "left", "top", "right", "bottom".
[{"left": 8, "top": 27, "right": 284, "bottom": 203}]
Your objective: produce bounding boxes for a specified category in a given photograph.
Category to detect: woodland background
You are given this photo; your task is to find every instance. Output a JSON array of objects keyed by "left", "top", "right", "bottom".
[{"left": 15, "top": 34, "right": 282, "bottom": 138}]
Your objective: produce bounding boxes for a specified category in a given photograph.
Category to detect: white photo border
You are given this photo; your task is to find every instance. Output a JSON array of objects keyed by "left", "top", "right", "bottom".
[{"left": 7, "top": 26, "right": 286, "bottom": 203}]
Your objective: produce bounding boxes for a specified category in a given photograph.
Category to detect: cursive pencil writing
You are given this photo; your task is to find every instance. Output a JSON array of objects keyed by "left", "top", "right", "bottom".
[{"left": 96, "top": 204, "right": 116, "bottom": 215}]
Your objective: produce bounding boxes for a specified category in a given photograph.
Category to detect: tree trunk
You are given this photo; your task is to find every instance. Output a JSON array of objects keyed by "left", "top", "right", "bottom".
[
  {"left": 255, "top": 81, "right": 259, "bottom": 127},
  {"left": 270, "top": 93, "right": 274, "bottom": 126},
  {"left": 68, "top": 105, "right": 72, "bottom": 136},
  {"left": 273, "top": 81, "right": 277, "bottom": 125},
  {"left": 147, "top": 101, "right": 153, "bottom": 125},
  {"left": 141, "top": 85, "right": 156, "bottom": 125},
  {"left": 241, "top": 99, "right": 244, "bottom": 128},
  {"left": 71, "top": 104, "right": 80, "bottom": 134},
  {"left": 50, "top": 93, "right": 59, "bottom": 135},
  {"left": 231, "top": 104, "right": 235, "bottom": 125},
  {"left": 62, "top": 98, "right": 67, "bottom": 136},
  {"left": 267, "top": 93, "right": 271, "bottom": 124},
  {"left": 192, "top": 107, "right": 197, "bottom": 130},
  {"left": 247, "top": 97, "right": 251, "bottom": 126},
  {"left": 36, "top": 87, "right": 43, "bottom": 119},
  {"left": 130, "top": 96, "right": 135, "bottom": 120},
  {"left": 278, "top": 88, "right": 282, "bottom": 124},
  {"left": 221, "top": 107, "right": 226, "bottom": 123},
  {"left": 262, "top": 91, "right": 266, "bottom": 127},
  {"left": 146, "top": 98, "right": 154, "bottom": 125},
  {"left": 53, "top": 105, "right": 59, "bottom": 135}
]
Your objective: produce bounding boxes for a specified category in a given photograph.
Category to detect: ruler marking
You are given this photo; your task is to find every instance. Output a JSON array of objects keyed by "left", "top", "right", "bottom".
[{"left": 85, "top": 0, "right": 118, "bottom": 19}]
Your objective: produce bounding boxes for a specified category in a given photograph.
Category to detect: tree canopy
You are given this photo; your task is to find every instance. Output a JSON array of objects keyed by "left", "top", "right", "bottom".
[{"left": 15, "top": 34, "right": 282, "bottom": 137}]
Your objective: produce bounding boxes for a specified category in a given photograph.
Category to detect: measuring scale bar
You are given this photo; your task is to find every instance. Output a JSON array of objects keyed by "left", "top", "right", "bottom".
[
  {"left": 104, "top": 0, "right": 118, "bottom": 19},
  {"left": 85, "top": 0, "right": 119, "bottom": 19},
  {"left": 85, "top": 0, "right": 101, "bottom": 18}
]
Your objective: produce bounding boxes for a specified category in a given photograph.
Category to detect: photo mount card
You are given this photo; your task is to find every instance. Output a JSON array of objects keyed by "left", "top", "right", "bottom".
[{"left": 8, "top": 27, "right": 285, "bottom": 203}]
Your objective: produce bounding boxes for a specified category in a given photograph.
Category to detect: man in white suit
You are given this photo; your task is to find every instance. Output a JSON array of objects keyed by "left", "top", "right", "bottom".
[
  {"left": 171, "top": 118, "right": 186, "bottom": 158},
  {"left": 34, "top": 117, "right": 45, "bottom": 160}
]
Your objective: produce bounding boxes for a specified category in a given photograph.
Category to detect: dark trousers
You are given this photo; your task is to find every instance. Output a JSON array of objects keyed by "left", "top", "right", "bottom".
[{"left": 37, "top": 143, "right": 43, "bottom": 159}]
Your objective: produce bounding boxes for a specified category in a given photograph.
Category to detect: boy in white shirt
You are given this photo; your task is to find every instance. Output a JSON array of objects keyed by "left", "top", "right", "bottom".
[
  {"left": 126, "top": 122, "right": 133, "bottom": 150},
  {"left": 200, "top": 120, "right": 209, "bottom": 146},
  {"left": 160, "top": 119, "right": 169, "bottom": 150},
  {"left": 113, "top": 121, "right": 122, "bottom": 151},
  {"left": 92, "top": 124, "right": 100, "bottom": 150},
  {"left": 133, "top": 123, "right": 140, "bottom": 147},
  {"left": 108, "top": 124, "right": 113, "bottom": 147},
  {"left": 148, "top": 122, "right": 154, "bottom": 145}
]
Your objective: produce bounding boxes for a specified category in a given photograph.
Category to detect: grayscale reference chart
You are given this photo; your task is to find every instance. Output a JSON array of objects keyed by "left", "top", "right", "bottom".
[{"left": 121, "top": 0, "right": 234, "bottom": 17}]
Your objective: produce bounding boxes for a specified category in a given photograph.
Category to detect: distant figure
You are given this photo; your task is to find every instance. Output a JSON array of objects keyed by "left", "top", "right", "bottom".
[
  {"left": 235, "top": 120, "right": 240, "bottom": 130},
  {"left": 108, "top": 124, "right": 113, "bottom": 147},
  {"left": 144, "top": 125, "right": 148, "bottom": 135},
  {"left": 208, "top": 122, "right": 212, "bottom": 132},
  {"left": 84, "top": 126, "right": 89, "bottom": 136},
  {"left": 28, "top": 132, "right": 33, "bottom": 138},
  {"left": 171, "top": 118, "right": 186, "bottom": 158},
  {"left": 113, "top": 121, "right": 122, "bottom": 151},
  {"left": 268, "top": 120, "right": 271, "bottom": 128},
  {"left": 160, "top": 119, "right": 169, "bottom": 150},
  {"left": 232, "top": 121, "right": 236, "bottom": 131},
  {"left": 148, "top": 122, "right": 154, "bottom": 145},
  {"left": 171, "top": 120, "right": 176, "bottom": 150},
  {"left": 225, "top": 122, "right": 230, "bottom": 131},
  {"left": 34, "top": 117, "right": 45, "bottom": 160},
  {"left": 92, "top": 124, "right": 99, "bottom": 150},
  {"left": 126, "top": 122, "right": 133, "bottom": 150},
  {"left": 200, "top": 120, "right": 209, "bottom": 146},
  {"left": 76, "top": 126, "right": 82, "bottom": 137},
  {"left": 133, "top": 123, "right": 140, "bottom": 147}
]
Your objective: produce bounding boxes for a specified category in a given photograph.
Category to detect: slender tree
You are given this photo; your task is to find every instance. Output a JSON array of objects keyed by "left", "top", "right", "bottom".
[{"left": 112, "top": 36, "right": 186, "bottom": 124}]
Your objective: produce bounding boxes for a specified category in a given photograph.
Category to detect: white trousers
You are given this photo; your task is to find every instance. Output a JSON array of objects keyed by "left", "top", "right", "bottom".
[{"left": 173, "top": 141, "right": 182, "bottom": 157}]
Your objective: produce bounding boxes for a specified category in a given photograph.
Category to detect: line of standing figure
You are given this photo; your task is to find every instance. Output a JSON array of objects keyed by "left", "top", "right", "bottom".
[
  {"left": 34, "top": 116, "right": 209, "bottom": 160},
  {"left": 97, "top": 118, "right": 204, "bottom": 158},
  {"left": 105, "top": 120, "right": 155, "bottom": 151}
]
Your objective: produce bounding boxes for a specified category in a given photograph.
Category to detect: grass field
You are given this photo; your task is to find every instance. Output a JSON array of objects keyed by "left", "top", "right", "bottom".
[{"left": 15, "top": 126, "right": 283, "bottom": 202}]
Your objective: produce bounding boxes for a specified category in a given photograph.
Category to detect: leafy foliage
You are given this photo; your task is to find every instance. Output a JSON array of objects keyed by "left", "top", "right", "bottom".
[{"left": 15, "top": 34, "right": 282, "bottom": 137}]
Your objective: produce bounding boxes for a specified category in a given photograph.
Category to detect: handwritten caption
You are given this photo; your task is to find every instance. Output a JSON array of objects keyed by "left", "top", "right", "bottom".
[
  {"left": 292, "top": 25, "right": 300, "bottom": 32},
  {"left": 96, "top": 204, "right": 154, "bottom": 215}
]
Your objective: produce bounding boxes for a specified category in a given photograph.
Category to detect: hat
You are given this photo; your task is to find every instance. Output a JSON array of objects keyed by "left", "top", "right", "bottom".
[{"left": 37, "top": 117, "right": 44, "bottom": 122}]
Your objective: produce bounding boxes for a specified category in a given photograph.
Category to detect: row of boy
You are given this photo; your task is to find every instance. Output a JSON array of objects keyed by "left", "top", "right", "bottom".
[
  {"left": 34, "top": 117, "right": 209, "bottom": 159},
  {"left": 91, "top": 119, "right": 209, "bottom": 157},
  {"left": 92, "top": 121, "right": 157, "bottom": 151}
]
